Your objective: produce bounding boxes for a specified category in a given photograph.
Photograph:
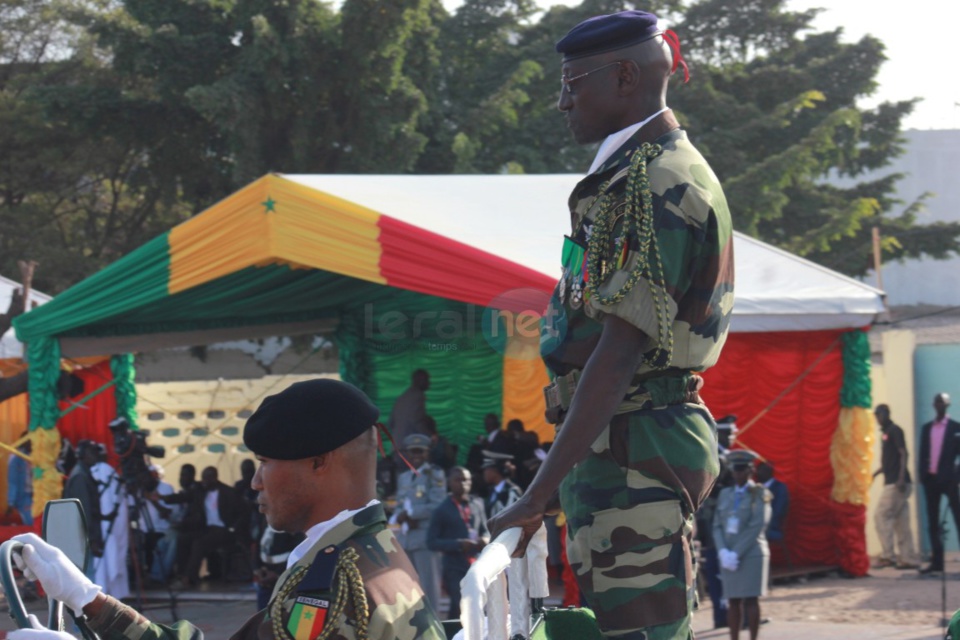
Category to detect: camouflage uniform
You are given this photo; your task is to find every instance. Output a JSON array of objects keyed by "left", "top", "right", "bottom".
[
  {"left": 85, "top": 503, "right": 445, "bottom": 640},
  {"left": 540, "top": 111, "right": 734, "bottom": 640}
]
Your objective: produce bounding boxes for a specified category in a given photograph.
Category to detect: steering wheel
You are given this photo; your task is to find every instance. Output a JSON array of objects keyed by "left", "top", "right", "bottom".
[
  {"left": 0, "top": 500, "right": 98, "bottom": 640},
  {"left": 0, "top": 539, "right": 33, "bottom": 629}
]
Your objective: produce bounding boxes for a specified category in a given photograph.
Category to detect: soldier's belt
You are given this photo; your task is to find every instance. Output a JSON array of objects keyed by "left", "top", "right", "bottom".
[
  {"left": 543, "top": 370, "right": 581, "bottom": 420},
  {"left": 544, "top": 368, "right": 699, "bottom": 424}
]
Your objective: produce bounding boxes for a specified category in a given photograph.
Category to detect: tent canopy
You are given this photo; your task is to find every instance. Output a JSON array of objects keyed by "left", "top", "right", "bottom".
[
  {"left": 287, "top": 175, "right": 885, "bottom": 333},
  {"left": 14, "top": 173, "right": 883, "bottom": 355}
]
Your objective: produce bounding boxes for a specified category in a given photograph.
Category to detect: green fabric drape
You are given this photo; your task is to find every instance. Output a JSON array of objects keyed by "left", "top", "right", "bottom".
[
  {"left": 110, "top": 354, "right": 139, "bottom": 430},
  {"left": 840, "top": 329, "right": 872, "bottom": 409},
  {"left": 14, "top": 233, "right": 171, "bottom": 342},
  {"left": 27, "top": 336, "right": 61, "bottom": 431},
  {"left": 337, "top": 294, "right": 504, "bottom": 463}
]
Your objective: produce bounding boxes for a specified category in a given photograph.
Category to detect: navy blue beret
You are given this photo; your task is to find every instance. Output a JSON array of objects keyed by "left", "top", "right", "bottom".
[
  {"left": 244, "top": 379, "right": 380, "bottom": 460},
  {"left": 556, "top": 10, "right": 662, "bottom": 61}
]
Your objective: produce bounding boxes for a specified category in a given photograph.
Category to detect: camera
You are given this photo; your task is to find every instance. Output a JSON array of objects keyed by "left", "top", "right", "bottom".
[{"left": 109, "top": 417, "right": 165, "bottom": 493}]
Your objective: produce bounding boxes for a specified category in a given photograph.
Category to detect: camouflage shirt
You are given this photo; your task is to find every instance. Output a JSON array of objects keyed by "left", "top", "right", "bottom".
[
  {"left": 86, "top": 503, "right": 445, "bottom": 640},
  {"left": 541, "top": 112, "right": 734, "bottom": 382}
]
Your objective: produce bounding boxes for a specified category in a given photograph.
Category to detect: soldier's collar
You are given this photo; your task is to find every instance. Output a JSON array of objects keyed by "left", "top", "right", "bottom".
[
  {"left": 593, "top": 110, "right": 681, "bottom": 176},
  {"left": 290, "top": 501, "right": 385, "bottom": 569}
]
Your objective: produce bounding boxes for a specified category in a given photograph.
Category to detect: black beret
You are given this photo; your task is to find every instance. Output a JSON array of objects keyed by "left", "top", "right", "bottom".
[
  {"left": 556, "top": 10, "right": 661, "bottom": 61},
  {"left": 243, "top": 379, "right": 379, "bottom": 460}
]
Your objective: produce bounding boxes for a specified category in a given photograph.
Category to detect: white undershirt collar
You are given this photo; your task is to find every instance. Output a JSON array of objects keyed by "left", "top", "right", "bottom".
[
  {"left": 287, "top": 499, "right": 380, "bottom": 568},
  {"left": 588, "top": 107, "right": 670, "bottom": 175}
]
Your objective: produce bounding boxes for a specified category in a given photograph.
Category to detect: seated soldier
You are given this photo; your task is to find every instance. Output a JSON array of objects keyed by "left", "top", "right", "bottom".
[{"left": 11, "top": 378, "right": 445, "bottom": 640}]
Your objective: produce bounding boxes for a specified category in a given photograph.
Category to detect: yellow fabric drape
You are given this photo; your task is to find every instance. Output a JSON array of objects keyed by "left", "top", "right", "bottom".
[
  {"left": 270, "top": 176, "right": 384, "bottom": 284},
  {"left": 502, "top": 333, "right": 552, "bottom": 445},
  {"left": 830, "top": 406, "right": 874, "bottom": 505},
  {"left": 168, "top": 175, "right": 386, "bottom": 294},
  {"left": 0, "top": 390, "right": 30, "bottom": 513},
  {"left": 31, "top": 427, "right": 61, "bottom": 519},
  {"left": 169, "top": 177, "right": 275, "bottom": 294}
]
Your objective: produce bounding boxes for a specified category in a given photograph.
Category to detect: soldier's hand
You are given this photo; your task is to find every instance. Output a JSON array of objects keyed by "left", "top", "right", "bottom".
[
  {"left": 11, "top": 533, "right": 102, "bottom": 616},
  {"left": 488, "top": 493, "right": 546, "bottom": 558}
]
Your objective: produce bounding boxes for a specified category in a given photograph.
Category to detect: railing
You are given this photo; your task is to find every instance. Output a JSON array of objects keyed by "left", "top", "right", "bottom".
[{"left": 455, "top": 525, "right": 550, "bottom": 640}]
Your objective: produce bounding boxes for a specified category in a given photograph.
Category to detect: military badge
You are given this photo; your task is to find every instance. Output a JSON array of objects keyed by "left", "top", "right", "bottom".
[{"left": 287, "top": 595, "right": 330, "bottom": 640}]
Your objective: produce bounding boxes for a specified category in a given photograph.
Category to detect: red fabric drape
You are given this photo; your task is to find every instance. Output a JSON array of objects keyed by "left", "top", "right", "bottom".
[
  {"left": 832, "top": 502, "right": 870, "bottom": 575},
  {"left": 55, "top": 360, "right": 120, "bottom": 466},
  {"left": 700, "top": 330, "right": 845, "bottom": 567}
]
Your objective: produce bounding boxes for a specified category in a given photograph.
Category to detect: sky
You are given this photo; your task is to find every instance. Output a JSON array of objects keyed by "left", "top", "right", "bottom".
[{"left": 440, "top": 0, "right": 959, "bottom": 131}]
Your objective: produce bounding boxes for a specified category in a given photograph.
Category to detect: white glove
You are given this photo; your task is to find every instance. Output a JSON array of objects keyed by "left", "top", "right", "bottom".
[
  {"left": 719, "top": 548, "right": 739, "bottom": 571},
  {"left": 8, "top": 614, "right": 75, "bottom": 640},
  {"left": 12, "top": 533, "right": 102, "bottom": 616}
]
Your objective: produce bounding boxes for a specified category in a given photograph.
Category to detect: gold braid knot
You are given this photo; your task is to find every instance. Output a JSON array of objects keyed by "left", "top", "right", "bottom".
[
  {"left": 269, "top": 547, "right": 370, "bottom": 640},
  {"left": 585, "top": 142, "right": 674, "bottom": 370}
]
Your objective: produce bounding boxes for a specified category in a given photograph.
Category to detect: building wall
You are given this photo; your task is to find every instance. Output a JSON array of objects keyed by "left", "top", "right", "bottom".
[
  {"left": 134, "top": 373, "right": 338, "bottom": 487},
  {"left": 866, "top": 330, "right": 921, "bottom": 559},
  {"left": 866, "top": 129, "right": 960, "bottom": 306},
  {"left": 914, "top": 343, "right": 960, "bottom": 555}
]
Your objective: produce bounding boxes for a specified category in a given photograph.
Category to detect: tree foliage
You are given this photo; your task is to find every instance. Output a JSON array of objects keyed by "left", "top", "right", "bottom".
[{"left": 1, "top": 0, "right": 957, "bottom": 292}]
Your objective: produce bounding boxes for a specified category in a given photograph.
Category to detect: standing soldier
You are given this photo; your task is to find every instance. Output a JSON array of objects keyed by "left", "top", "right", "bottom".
[
  {"left": 393, "top": 433, "right": 447, "bottom": 614},
  {"left": 489, "top": 8, "right": 734, "bottom": 639},
  {"left": 12, "top": 379, "right": 445, "bottom": 640},
  {"left": 711, "top": 450, "right": 771, "bottom": 640}
]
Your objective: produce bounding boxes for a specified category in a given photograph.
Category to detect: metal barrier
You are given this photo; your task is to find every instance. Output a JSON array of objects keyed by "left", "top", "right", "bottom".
[{"left": 455, "top": 525, "right": 550, "bottom": 640}]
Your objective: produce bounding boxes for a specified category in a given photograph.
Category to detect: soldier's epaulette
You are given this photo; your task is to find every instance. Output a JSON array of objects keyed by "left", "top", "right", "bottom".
[
  {"left": 750, "top": 485, "right": 772, "bottom": 503},
  {"left": 297, "top": 545, "right": 340, "bottom": 592}
]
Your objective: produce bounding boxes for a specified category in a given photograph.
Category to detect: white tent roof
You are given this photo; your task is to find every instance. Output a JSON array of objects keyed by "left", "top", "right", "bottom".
[
  {"left": 286, "top": 174, "right": 885, "bottom": 332},
  {"left": 1, "top": 274, "right": 52, "bottom": 359}
]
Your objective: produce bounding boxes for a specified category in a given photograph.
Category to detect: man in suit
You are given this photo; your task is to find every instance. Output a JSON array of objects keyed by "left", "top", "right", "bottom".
[
  {"left": 755, "top": 461, "right": 789, "bottom": 544},
  {"left": 918, "top": 392, "right": 960, "bottom": 575},
  {"left": 173, "top": 466, "right": 247, "bottom": 586},
  {"left": 426, "top": 466, "right": 488, "bottom": 619}
]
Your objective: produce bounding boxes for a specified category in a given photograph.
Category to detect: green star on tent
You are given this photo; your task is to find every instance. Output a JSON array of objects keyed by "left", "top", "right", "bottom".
[{"left": 262, "top": 196, "right": 277, "bottom": 213}]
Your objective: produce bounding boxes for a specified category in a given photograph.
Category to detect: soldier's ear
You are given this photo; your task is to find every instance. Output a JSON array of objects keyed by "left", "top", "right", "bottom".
[{"left": 311, "top": 454, "right": 328, "bottom": 472}]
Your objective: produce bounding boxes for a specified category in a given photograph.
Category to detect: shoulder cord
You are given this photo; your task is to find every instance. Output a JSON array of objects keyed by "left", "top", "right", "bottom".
[
  {"left": 585, "top": 142, "right": 673, "bottom": 369},
  {"left": 270, "top": 548, "right": 370, "bottom": 640}
]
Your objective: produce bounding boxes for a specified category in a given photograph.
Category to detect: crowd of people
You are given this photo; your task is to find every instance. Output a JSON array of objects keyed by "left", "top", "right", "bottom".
[
  {"left": 3, "top": 6, "right": 956, "bottom": 639},
  {"left": 381, "top": 370, "right": 569, "bottom": 618}
]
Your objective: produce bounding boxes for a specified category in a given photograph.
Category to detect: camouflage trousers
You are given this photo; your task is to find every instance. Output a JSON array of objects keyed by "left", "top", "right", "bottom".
[{"left": 560, "top": 377, "right": 719, "bottom": 639}]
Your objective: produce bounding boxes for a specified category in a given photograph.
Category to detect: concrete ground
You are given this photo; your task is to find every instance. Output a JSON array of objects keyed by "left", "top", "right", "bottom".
[{"left": 0, "top": 569, "right": 952, "bottom": 639}]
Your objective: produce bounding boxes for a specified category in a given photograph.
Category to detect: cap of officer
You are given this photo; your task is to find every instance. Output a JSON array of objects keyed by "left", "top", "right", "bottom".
[
  {"left": 243, "top": 378, "right": 379, "bottom": 460},
  {"left": 727, "top": 449, "right": 757, "bottom": 470},
  {"left": 555, "top": 10, "right": 662, "bottom": 61},
  {"left": 481, "top": 449, "right": 514, "bottom": 470},
  {"left": 403, "top": 434, "right": 431, "bottom": 451},
  {"left": 716, "top": 414, "right": 738, "bottom": 432}
]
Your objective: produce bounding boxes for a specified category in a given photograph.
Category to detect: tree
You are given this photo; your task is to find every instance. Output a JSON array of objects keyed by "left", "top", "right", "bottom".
[
  {"left": 431, "top": 0, "right": 960, "bottom": 277},
  {"left": 3, "top": 0, "right": 956, "bottom": 290}
]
